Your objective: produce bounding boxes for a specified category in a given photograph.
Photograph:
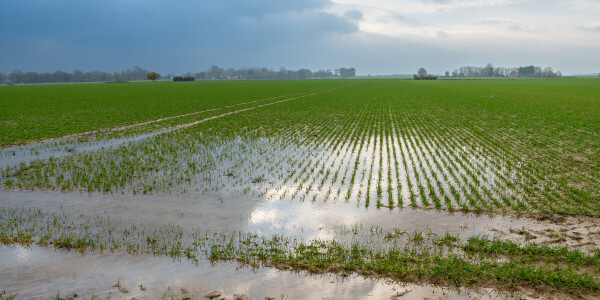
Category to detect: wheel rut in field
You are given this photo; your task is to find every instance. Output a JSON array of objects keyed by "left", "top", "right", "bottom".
[
  {"left": 166, "top": 86, "right": 345, "bottom": 131},
  {"left": 0, "top": 86, "right": 347, "bottom": 166},
  {"left": 5, "top": 89, "right": 323, "bottom": 147}
]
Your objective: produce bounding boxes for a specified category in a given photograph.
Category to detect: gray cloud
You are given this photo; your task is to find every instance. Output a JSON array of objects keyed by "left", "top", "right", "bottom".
[
  {"left": 421, "top": 0, "right": 453, "bottom": 4},
  {"left": 436, "top": 30, "right": 449, "bottom": 38},
  {"left": 476, "top": 18, "right": 532, "bottom": 32},
  {"left": 393, "top": 15, "right": 422, "bottom": 27},
  {"left": 0, "top": 0, "right": 599, "bottom": 75},
  {"left": 0, "top": 0, "right": 344, "bottom": 46},
  {"left": 344, "top": 10, "right": 364, "bottom": 21},
  {"left": 579, "top": 25, "right": 600, "bottom": 32},
  {"left": 0, "top": 0, "right": 358, "bottom": 73}
]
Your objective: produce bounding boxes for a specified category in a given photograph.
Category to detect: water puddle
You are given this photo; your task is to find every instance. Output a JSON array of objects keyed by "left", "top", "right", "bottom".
[
  {"left": 1, "top": 131, "right": 532, "bottom": 213},
  {"left": 0, "top": 189, "right": 530, "bottom": 246},
  {"left": 0, "top": 129, "right": 590, "bottom": 299},
  {"left": 0, "top": 130, "right": 170, "bottom": 168},
  {"left": 0, "top": 169, "right": 591, "bottom": 300},
  {"left": 0, "top": 245, "right": 518, "bottom": 300}
]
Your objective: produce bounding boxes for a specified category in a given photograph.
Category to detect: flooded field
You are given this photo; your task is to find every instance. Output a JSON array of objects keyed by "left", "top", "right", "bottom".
[
  {"left": 2, "top": 244, "right": 523, "bottom": 300},
  {"left": 3, "top": 189, "right": 597, "bottom": 299},
  {"left": 1, "top": 79, "right": 599, "bottom": 299}
]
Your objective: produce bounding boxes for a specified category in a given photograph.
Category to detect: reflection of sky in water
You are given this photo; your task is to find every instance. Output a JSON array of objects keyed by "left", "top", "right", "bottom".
[
  {"left": 0, "top": 130, "right": 169, "bottom": 168},
  {"left": 252, "top": 185, "right": 384, "bottom": 241},
  {"left": 0, "top": 131, "right": 556, "bottom": 300},
  {"left": 15, "top": 245, "right": 32, "bottom": 264},
  {"left": 249, "top": 195, "right": 337, "bottom": 241},
  {"left": 1, "top": 189, "right": 529, "bottom": 247},
  {"left": 0, "top": 245, "right": 506, "bottom": 300},
  {"left": 248, "top": 187, "right": 526, "bottom": 243},
  {"left": 1, "top": 189, "right": 527, "bottom": 299}
]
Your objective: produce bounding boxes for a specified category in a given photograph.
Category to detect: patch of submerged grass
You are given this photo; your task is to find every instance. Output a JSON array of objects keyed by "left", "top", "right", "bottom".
[
  {"left": 1, "top": 206, "right": 599, "bottom": 294},
  {"left": 208, "top": 234, "right": 600, "bottom": 292},
  {"left": 0, "top": 290, "right": 18, "bottom": 300},
  {"left": 0, "top": 231, "right": 34, "bottom": 245},
  {"left": 464, "top": 235, "right": 600, "bottom": 267}
]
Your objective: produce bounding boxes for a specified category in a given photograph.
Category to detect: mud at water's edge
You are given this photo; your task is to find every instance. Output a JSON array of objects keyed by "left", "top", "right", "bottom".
[{"left": 490, "top": 212, "right": 600, "bottom": 253}]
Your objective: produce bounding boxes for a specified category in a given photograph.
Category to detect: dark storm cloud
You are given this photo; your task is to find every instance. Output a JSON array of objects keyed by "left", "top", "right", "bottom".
[
  {"left": 0, "top": 0, "right": 352, "bottom": 45},
  {"left": 0, "top": 0, "right": 356, "bottom": 72}
]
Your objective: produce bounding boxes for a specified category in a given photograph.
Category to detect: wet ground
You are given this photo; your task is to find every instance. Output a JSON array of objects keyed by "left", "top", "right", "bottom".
[
  {"left": 3, "top": 189, "right": 598, "bottom": 251},
  {"left": 1, "top": 128, "right": 598, "bottom": 299},
  {"left": 0, "top": 131, "right": 169, "bottom": 168},
  {"left": 2, "top": 188, "right": 599, "bottom": 299},
  {"left": 1, "top": 124, "right": 531, "bottom": 211},
  {"left": 1, "top": 244, "right": 520, "bottom": 300},
  {"left": 0, "top": 189, "right": 531, "bottom": 246}
]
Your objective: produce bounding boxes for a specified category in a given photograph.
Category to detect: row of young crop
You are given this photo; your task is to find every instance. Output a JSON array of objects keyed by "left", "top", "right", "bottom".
[
  {"left": 1, "top": 80, "right": 597, "bottom": 215},
  {"left": 1, "top": 80, "right": 345, "bottom": 146},
  {"left": 238, "top": 82, "right": 597, "bottom": 214},
  {"left": 422, "top": 82, "right": 598, "bottom": 212},
  {"left": 221, "top": 90, "right": 513, "bottom": 211},
  {"left": 420, "top": 99, "right": 598, "bottom": 214},
  {"left": 0, "top": 87, "right": 344, "bottom": 193}
]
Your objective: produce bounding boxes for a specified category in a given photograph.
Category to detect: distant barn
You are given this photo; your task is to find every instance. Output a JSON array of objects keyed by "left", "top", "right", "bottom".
[{"left": 172, "top": 76, "right": 195, "bottom": 82}]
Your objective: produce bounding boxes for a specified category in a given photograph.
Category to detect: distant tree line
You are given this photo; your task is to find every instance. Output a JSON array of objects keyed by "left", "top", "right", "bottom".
[
  {"left": 186, "top": 65, "right": 356, "bottom": 80},
  {"left": 1, "top": 65, "right": 358, "bottom": 84},
  {"left": 445, "top": 63, "right": 561, "bottom": 78},
  {"left": 0, "top": 66, "right": 150, "bottom": 84}
]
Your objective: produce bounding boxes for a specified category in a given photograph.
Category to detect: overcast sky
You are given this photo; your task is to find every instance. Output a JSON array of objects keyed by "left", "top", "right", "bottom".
[{"left": 1, "top": 0, "right": 599, "bottom": 75}]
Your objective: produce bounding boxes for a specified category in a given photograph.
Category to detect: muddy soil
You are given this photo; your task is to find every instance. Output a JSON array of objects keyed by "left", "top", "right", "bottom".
[{"left": 487, "top": 213, "right": 600, "bottom": 253}]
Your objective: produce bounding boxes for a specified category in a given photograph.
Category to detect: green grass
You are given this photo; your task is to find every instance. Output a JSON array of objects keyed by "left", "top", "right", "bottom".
[
  {"left": 2, "top": 78, "right": 598, "bottom": 215},
  {"left": 2, "top": 78, "right": 600, "bottom": 296},
  {"left": 0, "top": 290, "right": 17, "bottom": 300},
  {"left": 0, "top": 80, "right": 341, "bottom": 145}
]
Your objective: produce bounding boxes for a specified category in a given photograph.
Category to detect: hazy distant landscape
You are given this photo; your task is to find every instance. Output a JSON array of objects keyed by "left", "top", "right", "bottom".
[{"left": 0, "top": 63, "right": 577, "bottom": 84}]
